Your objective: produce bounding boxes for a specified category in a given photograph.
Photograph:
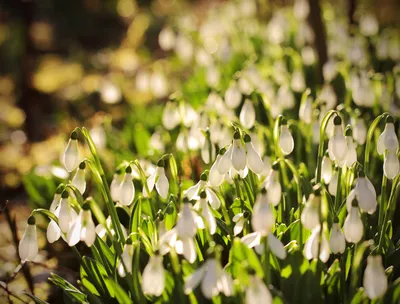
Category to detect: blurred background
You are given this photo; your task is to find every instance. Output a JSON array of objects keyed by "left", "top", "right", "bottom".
[{"left": 0, "top": 0, "right": 399, "bottom": 302}]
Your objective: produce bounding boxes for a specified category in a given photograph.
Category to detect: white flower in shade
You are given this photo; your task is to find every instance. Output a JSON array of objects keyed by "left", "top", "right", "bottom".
[
  {"left": 346, "top": 174, "right": 377, "bottom": 214},
  {"left": 119, "top": 166, "right": 135, "bottom": 206},
  {"left": 162, "top": 101, "right": 180, "bottom": 130},
  {"left": 19, "top": 216, "right": 38, "bottom": 262},
  {"left": 245, "top": 275, "right": 273, "bottom": 304},
  {"left": 384, "top": 150, "right": 399, "bottom": 180},
  {"left": 293, "top": 0, "right": 309, "bottom": 20},
  {"left": 243, "top": 134, "right": 264, "bottom": 174},
  {"left": 240, "top": 99, "right": 256, "bottom": 129},
  {"left": 67, "top": 204, "right": 96, "bottom": 247},
  {"left": 195, "top": 191, "right": 216, "bottom": 235},
  {"left": 321, "top": 155, "right": 333, "bottom": 183},
  {"left": 58, "top": 191, "right": 78, "bottom": 233},
  {"left": 231, "top": 134, "right": 247, "bottom": 171},
  {"left": 345, "top": 131, "right": 357, "bottom": 168},
  {"left": 118, "top": 241, "right": 133, "bottom": 277},
  {"left": 360, "top": 14, "right": 379, "bottom": 37},
  {"left": 142, "top": 254, "right": 165, "bottom": 296},
  {"left": 329, "top": 222, "right": 346, "bottom": 254},
  {"left": 252, "top": 189, "right": 275, "bottom": 235},
  {"left": 225, "top": 82, "right": 242, "bottom": 109},
  {"left": 279, "top": 123, "right": 294, "bottom": 155},
  {"left": 63, "top": 132, "right": 81, "bottom": 172},
  {"left": 241, "top": 232, "right": 287, "bottom": 259},
  {"left": 299, "top": 96, "right": 313, "bottom": 124},
  {"left": 71, "top": 162, "right": 86, "bottom": 194},
  {"left": 343, "top": 201, "right": 363, "bottom": 243},
  {"left": 377, "top": 117, "right": 399, "bottom": 155},
  {"left": 110, "top": 172, "right": 123, "bottom": 202},
  {"left": 301, "top": 194, "right": 320, "bottom": 230},
  {"left": 159, "top": 26, "right": 175, "bottom": 51},
  {"left": 328, "top": 116, "right": 347, "bottom": 167},
  {"left": 232, "top": 212, "right": 249, "bottom": 236},
  {"left": 209, "top": 153, "right": 225, "bottom": 187},
  {"left": 352, "top": 118, "right": 367, "bottom": 145},
  {"left": 303, "top": 225, "right": 330, "bottom": 262},
  {"left": 291, "top": 69, "right": 305, "bottom": 92},
  {"left": 265, "top": 170, "right": 282, "bottom": 206},
  {"left": 144, "top": 160, "right": 169, "bottom": 199},
  {"left": 184, "top": 258, "right": 233, "bottom": 299},
  {"left": 328, "top": 170, "right": 338, "bottom": 196},
  {"left": 363, "top": 255, "right": 387, "bottom": 299}
]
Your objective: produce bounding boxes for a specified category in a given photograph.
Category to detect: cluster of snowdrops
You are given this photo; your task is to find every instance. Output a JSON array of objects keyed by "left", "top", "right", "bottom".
[{"left": 18, "top": 0, "right": 400, "bottom": 303}]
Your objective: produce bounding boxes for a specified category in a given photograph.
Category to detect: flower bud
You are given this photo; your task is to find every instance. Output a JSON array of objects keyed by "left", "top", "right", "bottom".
[
  {"left": 119, "top": 167, "right": 135, "bottom": 206},
  {"left": 384, "top": 150, "right": 399, "bottom": 179},
  {"left": 329, "top": 223, "right": 346, "bottom": 254},
  {"left": 279, "top": 125, "right": 294, "bottom": 155},
  {"left": 63, "top": 134, "right": 81, "bottom": 172},
  {"left": 343, "top": 204, "right": 363, "bottom": 243},
  {"left": 240, "top": 99, "right": 256, "bottom": 129},
  {"left": 19, "top": 217, "right": 38, "bottom": 262},
  {"left": 363, "top": 255, "right": 387, "bottom": 299}
]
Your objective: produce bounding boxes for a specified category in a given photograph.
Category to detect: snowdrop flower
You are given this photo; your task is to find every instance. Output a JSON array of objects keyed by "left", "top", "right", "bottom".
[
  {"left": 328, "top": 116, "right": 347, "bottom": 167},
  {"left": 352, "top": 117, "right": 367, "bottom": 145},
  {"left": 291, "top": 69, "right": 305, "bottom": 92},
  {"left": 352, "top": 74, "right": 375, "bottom": 107},
  {"left": 100, "top": 81, "right": 121, "bottom": 104},
  {"left": 118, "top": 239, "right": 133, "bottom": 277},
  {"left": 63, "top": 131, "right": 81, "bottom": 172},
  {"left": 231, "top": 132, "right": 247, "bottom": 171},
  {"left": 377, "top": 116, "right": 398, "bottom": 155},
  {"left": 184, "top": 172, "right": 221, "bottom": 209},
  {"left": 343, "top": 199, "right": 363, "bottom": 243},
  {"left": 302, "top": 46, "right": 316, "bottom": 66},
  {"left": 110, "top": 170, "right": 123, "bottom": 202},
  {"left": 360, "top": 14, "right": 379, "bottom": 37},
  {"left": 19, "top": 216, "right": 38, "bottom": 262},
  {"left": 319, "top": 84, "right": 337, "bottom": 110},
  {"left": 301, "top": 194, "right": 320, "bottom": 230},
  {"left": 252, "top": 189, "right": 275, "bottom": 235},
  {"left": 58, "top": 191, "right": 78, "bottom": 233},
  {"left": 209, "top": 150, "right": 225, "bottom": 187},
  {"left": 241, "top": 231, "right": 287, "bottom": 260},
  {"left": 90, "top": 125, "right": 106, "bottom": 150},
  {"left": 95, "top": 216, "right": 128, "bottom": 239},
  {"left": 345, "top": 128, "right": 357, "bottom": 168},
  {"left": 303, "top": 225, "right": 330, "bottom": 262},
  {"left": 195, "top": 191, "right": 216, "bottom": 235},
  {"left": 47, "top": 203, "right": 62, "bottom": 244},
  {"left": 142, "top": 254, "right": 165, "bottom": 296},
  {"left": 245, "top": 274, "right": 273, "bottom": 304},
  {"left": 277, "top": 85, "right": 295, "bottom": 110},
  {"left": 144, "top": 160, "right": 169, "bottom": 199},
  {"left": 346, "top": 172, "right": 377, "bottom": 214},
  {"left": 159, "top": 26, "right": 175, "bottom": 51},
  {"left": 330, "top": 221, "right": 346, "bottom": 254},
  {"left": 162, "top": 101, "right": 180, "bottom": 130},
  {"left": 243, "top": 134, "right": 264, "bottom": 174},
  {"left": 175, "top": 34, "right": 194, "bottom": 63},
  {"left": 218, "top": 143, "right": 234, "bottom": 175},
  {"left": 322, "top": 155, "right": 333, "bottom": 183},
  {"left": 328, "top": 170, "right": 338, "bottom": 196},
  {"left": 293, "top": 0, "right": 309, "bottom": 20},
  {"left": 323, "top": 60, "right": 337, "bottom": 83},
  {"left": 176, "top": 203, "right": 199, "bottom": 263},
  {"left": 265, "top": 169, "right": 282, "bottom": 206},
  {"left": 363, "top": 255, "right": 387, "bottom": 299},
  {"left": 279, "top": 119, "right": 294, "bottom": 155},
  {"left": 260, "top": 156, "right": 272, "bottom": 178},
  {"left": 232, "top": 211, "right": 249, "bottom": 236},
  {"left": 71, "top": 162, "right": 86, "bottom": 194},
  {"left": 225, "top": 82, "right": 242, "bottom": 109},
  {"left": 184, "top": 257, "right": 233, "bottom": 299},
  {"left": 384, "top": 150, "right": 399, "bottom": 179},
  {"left": 119, "top": 166, "right": 135, "bottom": 206},
  {"left": 299, "top": 96, "right": 313, "bottom": 124},
  {"left": 240, "top": 99, "right": 256, "bottom": 129},
  {"left": 49, "top": 188, "right": 62, "bottom": 213},
  {"left": 67, "top": 203, "right": 96, "bottom": 247}
]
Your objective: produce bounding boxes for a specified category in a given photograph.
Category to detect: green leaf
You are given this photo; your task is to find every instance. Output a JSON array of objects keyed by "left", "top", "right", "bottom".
[
  {"left": 105, "top": 279, "right": 131, "bottom": 303},
  {"left": 24, "top": 293, "right": 50, "bottom": 304}
]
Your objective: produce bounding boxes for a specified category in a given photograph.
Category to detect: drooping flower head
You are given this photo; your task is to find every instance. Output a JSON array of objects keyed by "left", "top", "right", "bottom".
[{"left": 19, "top": 216, "right": 38, "bottom": 262}]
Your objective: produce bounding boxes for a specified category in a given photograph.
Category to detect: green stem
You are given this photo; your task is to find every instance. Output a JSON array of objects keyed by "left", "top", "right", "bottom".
[
  {"left": 378, "top": 175, "right": 387, "bottom": 229},
  {"left": 334, "top": 167, "right": 342, "bottom": 212},
  {"left": 263, "top": 236, "right": 270, "bottom": 285}
]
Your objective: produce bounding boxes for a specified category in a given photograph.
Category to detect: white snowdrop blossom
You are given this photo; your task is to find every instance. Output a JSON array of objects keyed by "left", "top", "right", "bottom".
[
  {"left": 232, "top": 212, "right": 249, "bottom": 236},
  {"left": 363, "top": 255, "right": 388, "bottom": 300},
  {"left": 142, "top": 255, "right": 165, "bottom": 296},
  {"left": 328, "top": 116, "right": 347, "bottom": 167},
  {"left": 110, "top": 172, "right": 123, "bottom": 202},
  {"left": 301, "top": 194, "right": 320, "bottom": 230},
  {"left": 241, "top": 231, "right": 287, "bottom": 260},
  {"left": 328, "top": 170, "right": 338, "bottom": 196},
  {"left": 209, "top": 153, "right": 225, "bottom": 187},
  {"left": 184, "top": 173, "right": 221, "bottom": 209},
  {"left": 303, "top": 225, "right": 330, "bottom": 262},
  {"left": 144, "top": 160, "right": 169, "bottom": 199},
  {"left": 346, "top": 174, "right": 377, "bottom": 214},
  {"left": 162, "top": 101, "right": 181, "bottom": 130},
  {"left": 231, "top": 134, "right": 247, "bottom": 172},
  {"left": 251, "top": 189, "right": 275, "bottom": 235},
  {"left": 19, "top": 216, "right": 39, "bottom": 262},
  {"left": 377, "top": 118, "right": 398, "bottom": 156},
  {"left": 118, "top": 241, "right": 133, "bottom": 277},
  {"left": 279, "top": 123, "right": 294, "bottom": 155},
  {"left": 119, "top": 167, "right": 135, "bottom": 206},
  {"left": 194, "top": 191, "right": 216, "bottom": 235},
  {"left": 345, "top": 131, "right": 357, "bottom": 168},
  {"left": 343, "top": 201, "right": 363, "bottom": 243},
  {"left": 265, "top": 169, "right": 282, "bottom": 206},
  {"left": 360, "top": 14, "right": 379, "bottom": 37},
  {"left": 63, "top": 132, "right": 81, "bottom": 172},
  {"left": 321, "top": 155, "right": 333, "bottom": 183},
  {"left": 329, "top": 222, "right": 346, "bottom": 254},
  {"left": 67, "top": 205, "right": 96, "bottom": 247},
  {"left": 159, "top": 26, "right": 175, "bottom": 51},
  {"left": 240, "top": 99, "right": 256, "bottom": 129},
  {"left": 225, "top": 82, "right": 242, "bottom": 109},
  {"left": 291, "top": 69, "right": 305, "bottom": 92},
  {"left": 244, "top": 134, "right": 264, "bottom": 174},
  {"left": 71, "top": 162, "right": 86, "bottom": 194},
  {"left": 352, "top": 118, "right": 367, "bottom": 145},
  {"left": 384, "top": 150, "right": 400, "bottom": 179},
  {"left": 299, "top": 96, "right": 313, "bottom": 124},
  {"left": 245, "top": 275, "right": 273, "bottom": 304},
  {"left": 184, "top": 258, "right": 233, "bottom": 299},
  {"left": 58, "top": 191, "right": 78, "bottom": 234}
]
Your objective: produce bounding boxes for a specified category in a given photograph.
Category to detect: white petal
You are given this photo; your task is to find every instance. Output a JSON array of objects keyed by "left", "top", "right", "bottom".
[
  {"left": 201, "top": 203, "right": 216, "bottom": 235},
  {"left": 246, "top": 276, "right": 273, "bottom": 304},
  {"left": 142, "top": 256, "right": 165, "bottom": 296},
  {"left": 63, "top": 139, "right": 80, "bottom": 172},
  {"left": 177, "top": 204, "right": 197, "bottom": 239},
  {"left": 47, "top": 220, "right": 61, "bottom": 243},
  {"left": 246, "top": 142, "right": 264, "bottom": 174},
  {"left": 384, "top": 151, "right": 399, "bottom": 179},
  {"left": 240, "top": 99, "right": 256, "bottom": 129},
  {"left": 205, "top": 188, "right": 221, "bottom": 209},
  {"left": 185, "top": 181, "right": 202, "bottom": 200},
  {"left": 217, "top": 272, "right": 234, "bottom": 296},
  {"left": 201, "top": 260, "right": 220, "bottom": 298},
  {"left": 119, "top": 173, "right": 135, "bottom": 206},
  {"left": 231, "top": 140, "right": 247, "bottom": 171},
  {"left": 279, "top": 126, "right": 294, "bottom": 155},
  {"left": 67, "top": 216, "right": 82, "bottom": 246},
  {"left": 209, "top": 156, "right": 224, "bottom": 187},
  {"left": 184, "top": 266, "right": 206, "bottom": 294},
  {"left": 234, "top": 218, "right": 245, "bottom": 236},
  {"left": 218, "top": 145, "right": 233, "bottom": 175},
  {"left": 182, "top": 238, "right": 197, "bottom": 264},
  {"left": 156, "top": 168, "right": 169, "bottom": 199},
  {"left": 19, "top": 225, "right": 38, "bottom": 262},
  {"left": 343, "top": 207, "right": 363, "bottom": 243},
  {"left": 268, "top": 233, "right": 287, "bottom": 259},
  {"left": 241, "top": 232, "right": 262, "bottom": 248},
  {"left": 144, "top": 171, "right": 157, "bottom": 197},
  {"left": 71, "top": 169, "right": 86, "bottom": 194}
]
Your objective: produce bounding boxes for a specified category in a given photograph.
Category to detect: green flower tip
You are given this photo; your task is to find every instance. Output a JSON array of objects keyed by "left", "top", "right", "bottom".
[
  {"left": 345, "top": 126, "right": 352, "bottom": 137},
  {"left": 243, "top": 210, "right": 250, "bottom": 218},
  {"left": 261, "top": 188, "right": 267, "bottom": 195},
  {"left": 272, "top": 162, "right": 280, "bottom": 171},
  {"left": 125, "top": 166, "right": 132, "bottom": 174},
  {"left": 200, "top": 172, "right": 208, "bottom": 181},
  {"left": 333, "top": 216, "right": 339, "bottom": 223},
  {"left": 71, "top": 130, "right": 78, "bottom": 140},
  {"left": 358, "top": 170, "right": 365, "bottom": 177},
  {"left": 154, "top": 249, "right": 160, "bottom": 255},
  {"left": 233, "top": 131, "right": 241, "bottom": 140},
  {"left": 247, "top": 268, "right": 256, "bottom": 276},
  {"left": 219, "top": 147, "right": 227, "bottom": 155},
  {"left": 313, "top": 184, "right": 322, "bottom": 196},
  {"left": 280, "top": 117, "right": 287, "bottom": 126},
  {"left": 82, "top": 202, "right": 90, "bottom": 211},
  {"left": 157, "top": 211, "right": 165, "bottom": 221},
  {"left": 55, "top": 184, "right": 64, "bottom": 194},
  {"left": 27, "top": 215, "right": 36, "bottom": 225},
  {"left": 200, "top": 191, "right": 207, "bottom": 199},
  {"left": 79, "top": 161, "right": 86, "bottom": 170},
  {"left": 126, "top": 238, "right": 133, "bottom": 245},
  {"left": 243, "top": 134, "right": 251, "bottom": 143},
  {"left": 116, "top": 168, "right": 122, "bottom": 175},
  {"left": 351, "top": 198, "right": 359, "bottom": 207},
  {"left": 183, "top": 197, "right": 190, "bottom": 204},
  {"left": 333, "top": 115, "right": 342, "bottom": 126},
  {"left": 61, "top": 190, "right": 69, "bottom": 199},
  {"left": 386, "top": 115, "right": 394, "bottom": 124},
  {"left": 157, "top": 159, "right": 165, "bottom": 168}
]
